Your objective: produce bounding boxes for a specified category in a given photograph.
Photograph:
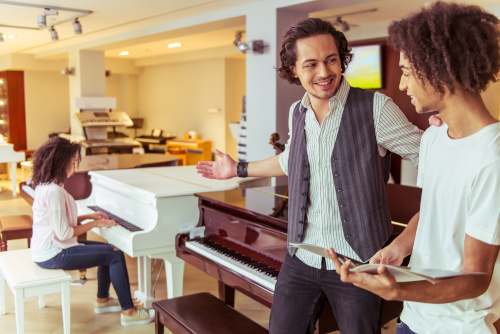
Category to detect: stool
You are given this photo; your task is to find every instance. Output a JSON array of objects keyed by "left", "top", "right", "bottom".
[
  {"left": 0, "top": 248, "right": 71, "bottom": 334},
  {"left": 0, "top": 215, "right": 33, "bottom": 252},
  {"left": 152, "top": 292, "right": 268, "bottom": 334}
]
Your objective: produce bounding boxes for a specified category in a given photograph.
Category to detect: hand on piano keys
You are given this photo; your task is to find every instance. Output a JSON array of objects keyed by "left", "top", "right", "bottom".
[
  {"left": 196, "top": 149, "right": 237, "bottom": 180},
  {"left": 93, "top": 219, "right": 119, "bottom": 228}
]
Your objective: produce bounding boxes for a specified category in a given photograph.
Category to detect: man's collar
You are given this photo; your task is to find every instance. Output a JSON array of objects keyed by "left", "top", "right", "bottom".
[{"left": 299, "top": 76, "right": 351, "bottom": 112}]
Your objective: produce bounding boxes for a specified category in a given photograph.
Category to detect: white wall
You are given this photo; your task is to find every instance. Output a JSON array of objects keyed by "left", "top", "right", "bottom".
[
  {"left": 24, "top": 71, "right": 70, "bottom": 150},
  {"left": 138, "top": 57, "right": 229, "bottom": 154}
]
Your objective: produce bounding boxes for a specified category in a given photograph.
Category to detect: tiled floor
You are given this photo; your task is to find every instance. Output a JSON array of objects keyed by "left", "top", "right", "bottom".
[{"left": 0, "top": 170, "right": 397, "bottom": 333}]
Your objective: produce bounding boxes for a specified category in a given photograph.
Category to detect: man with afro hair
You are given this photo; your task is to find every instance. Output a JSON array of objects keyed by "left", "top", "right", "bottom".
[{"left": 327, "top": 2, "right": 500, "bottom": 333}]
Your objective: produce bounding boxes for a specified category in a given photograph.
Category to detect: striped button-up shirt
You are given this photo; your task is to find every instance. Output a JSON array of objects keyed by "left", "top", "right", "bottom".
[{"left": 278, "top": 78, "right": 422, "bottom": 270}]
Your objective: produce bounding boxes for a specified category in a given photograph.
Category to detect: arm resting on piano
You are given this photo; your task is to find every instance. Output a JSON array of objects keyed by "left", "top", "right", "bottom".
[{"left": 196, "top": 150, "right": 285, "bottom": 179}]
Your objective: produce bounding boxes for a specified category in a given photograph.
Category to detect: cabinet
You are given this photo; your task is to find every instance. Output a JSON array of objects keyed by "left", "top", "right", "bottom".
[{"left": 0, "top": 71, "right": 27, "bottom": 151}]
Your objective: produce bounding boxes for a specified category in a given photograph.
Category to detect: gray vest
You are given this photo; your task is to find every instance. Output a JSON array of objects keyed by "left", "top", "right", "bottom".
[{"left": 287, "top": 87, "right": 392, "bottom": 262}]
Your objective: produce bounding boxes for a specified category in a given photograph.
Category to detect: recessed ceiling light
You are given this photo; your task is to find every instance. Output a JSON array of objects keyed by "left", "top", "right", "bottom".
[
  {"left": 167, "top": 43, "right": 182, "bottom": 48},
  {"left": 119, "top": 51, "right": 129, "bottom": 56}
]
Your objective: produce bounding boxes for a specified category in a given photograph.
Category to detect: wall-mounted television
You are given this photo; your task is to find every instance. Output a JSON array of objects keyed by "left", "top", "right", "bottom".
[{"left": 344, "top": 44, "right": 383, "bottom": 90}]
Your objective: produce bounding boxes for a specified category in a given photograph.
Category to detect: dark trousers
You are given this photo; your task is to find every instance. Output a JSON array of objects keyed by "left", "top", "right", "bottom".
[
  {"left": 269, "top": 253, "right": 381, "bottom": 334},
  {"left": 36, "top": 240, "right": 134, "bottom": 310}
]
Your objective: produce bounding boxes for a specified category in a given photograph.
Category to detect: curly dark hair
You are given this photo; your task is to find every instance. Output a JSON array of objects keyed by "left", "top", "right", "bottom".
[
  {"left": 388, "top": 1, "right": 500, "bottom": 94},
  {"left": 30, "top": 137, "right": 81, "bottom": 188},
  {"left": 276, "top": 18, "right": 353, "bottom": 85}
]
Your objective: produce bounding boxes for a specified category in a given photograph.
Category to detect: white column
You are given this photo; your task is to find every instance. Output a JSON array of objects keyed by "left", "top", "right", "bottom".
[
  {"left": 245, "top": 6, "right": 307, "bottom": 162},
  {"left": 68, "top": 49, "right": 106, "bottom": 136}
]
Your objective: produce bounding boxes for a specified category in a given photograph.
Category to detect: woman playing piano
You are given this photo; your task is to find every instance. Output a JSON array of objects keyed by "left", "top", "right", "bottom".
[{"left": 29, "top": 137, "right": 154, "bottom": 327}]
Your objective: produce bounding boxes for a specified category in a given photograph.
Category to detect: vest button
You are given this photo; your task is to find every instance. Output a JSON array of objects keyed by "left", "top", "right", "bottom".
[
  {"left": 334, "top": 173, "right": 340, "bottom": 177},
  {"left": 337, "top": 189, "right": 342, "bottom": 192},
  {"left": 340, "top": 204, "right": 344, "bottom": 208},
  {"left": 298, "top": 234, "right": 302, "bottom": 238},
  {"left": 299, "top": 220, "right": 304, "bottom": 225},
  {"left": 303, "top": 177, "right": 309, "bottom": 181},
  {"left": 301, "top": 207, "right": 305, "bottom": 212},
  {"left": 302, "top": 192, "right": 307, "bottom": 196},
  {"left": 343, "top": 219, "right": 348, "bottom": 223}
]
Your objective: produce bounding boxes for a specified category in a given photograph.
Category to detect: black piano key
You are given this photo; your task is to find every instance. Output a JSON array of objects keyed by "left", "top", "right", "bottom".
[{"left": 88, "top": 206, "right": 143, "bottom": 232}]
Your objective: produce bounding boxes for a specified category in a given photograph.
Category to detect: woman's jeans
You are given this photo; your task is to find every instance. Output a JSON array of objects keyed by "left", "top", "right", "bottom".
[{"left": 36, "top": 240, "right": 134, "bottom": 310}]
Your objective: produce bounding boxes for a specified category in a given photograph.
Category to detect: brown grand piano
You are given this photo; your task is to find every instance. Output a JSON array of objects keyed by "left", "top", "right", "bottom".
[{"left": 176, "top": 183, "right": 422, "bottom": 332}]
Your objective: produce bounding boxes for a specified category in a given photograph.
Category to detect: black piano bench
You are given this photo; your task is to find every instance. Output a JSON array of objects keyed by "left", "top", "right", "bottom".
[{"left": 152, "top": 292, "right": 269, "bottom": 334}]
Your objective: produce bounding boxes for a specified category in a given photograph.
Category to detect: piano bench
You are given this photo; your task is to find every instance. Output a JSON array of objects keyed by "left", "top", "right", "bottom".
[
  {"left": 0, "top": 215, "right": 33, "bottom": 252},
  {"left": 152, "top": 292, "right": 269, "bottom": 334},
  {"left": 0, "top": 248, "right": 71, "bottom": 334}
]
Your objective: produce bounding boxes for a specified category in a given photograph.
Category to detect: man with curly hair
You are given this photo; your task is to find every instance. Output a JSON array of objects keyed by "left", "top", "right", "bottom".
[
  {"left": 327, "top": 2, "right": 500, "bottom": 333},
  {"left": 198, "top": 17, "right": 422, "bottom": 333}
]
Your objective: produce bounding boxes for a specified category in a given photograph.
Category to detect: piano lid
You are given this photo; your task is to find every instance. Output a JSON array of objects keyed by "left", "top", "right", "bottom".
[
  {"left": 88, "top": 165, "right": 262, "bottom": 200},
  {"left": 196, "top": 185, "right": 289, "bottom": 222}
]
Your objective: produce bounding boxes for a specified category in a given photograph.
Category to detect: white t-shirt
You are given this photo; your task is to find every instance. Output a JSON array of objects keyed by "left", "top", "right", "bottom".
[
  {"left": 31, "top": 183, "right": 81, "bottom": 262},
  {"left": 401, "top": 122, "right": 500, "bottom": 333}
]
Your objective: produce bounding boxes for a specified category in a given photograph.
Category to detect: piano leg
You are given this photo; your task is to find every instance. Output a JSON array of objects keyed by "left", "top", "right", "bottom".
[
  {"left": 10, "top": 162, "right": 18, "bottom": 197},
  {"left": 154, "top": 252, "right": 185, "bottom": 300},
  {"left": 218, "top": 282, "right": 235, "bottom": 307},
  {"left": 134, "top": 256, "right": 156, "bottom": 309}
]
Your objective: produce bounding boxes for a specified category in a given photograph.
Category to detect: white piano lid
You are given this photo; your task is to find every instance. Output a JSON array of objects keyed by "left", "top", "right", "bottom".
[{"left": 88, "top": 165, "right": 249, "bottom": 198}]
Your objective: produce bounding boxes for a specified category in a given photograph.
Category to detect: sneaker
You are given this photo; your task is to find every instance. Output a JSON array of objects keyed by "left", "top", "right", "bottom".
[
  {"left": 121, "top": 307, "right": 155, "bottom": 327},
  {"left": 94, "top": 297, "right": 122, "bottom": 314}
]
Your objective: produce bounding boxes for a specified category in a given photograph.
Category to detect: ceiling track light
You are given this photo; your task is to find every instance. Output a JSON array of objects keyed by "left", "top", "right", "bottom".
[
  {"left": 337, "top": 17, "right": 350, "bottom": 32},
  {"left": 73, "top": 19, "right": 82, "bottom": 34},
  {"left": 50, "top": 26, "right": 58, "bottom": 41},
  {"left": 37, "top": 14, "right": 46, "bottom": 28}
]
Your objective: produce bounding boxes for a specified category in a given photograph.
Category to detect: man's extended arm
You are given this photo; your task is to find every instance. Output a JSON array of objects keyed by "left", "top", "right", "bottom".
[{"left": 196, "top": 149, "right": 285, "bottom": 179}]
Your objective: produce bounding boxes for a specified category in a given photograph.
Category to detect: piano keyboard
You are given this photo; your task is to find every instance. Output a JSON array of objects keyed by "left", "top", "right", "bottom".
[
  {"left": 88, "top": 206, "right": 143, "bottom": 232},
  {"left": 185, "top": 236, "right": 281, "bottom": 291}
]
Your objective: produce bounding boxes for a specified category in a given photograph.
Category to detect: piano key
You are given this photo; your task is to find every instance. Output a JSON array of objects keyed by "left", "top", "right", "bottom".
[
  {"left": 185, "top": 238, "right": 278, "bottom": 291},
  {"left": 88, "top": 205, "right": 143, "bottom": 232}
]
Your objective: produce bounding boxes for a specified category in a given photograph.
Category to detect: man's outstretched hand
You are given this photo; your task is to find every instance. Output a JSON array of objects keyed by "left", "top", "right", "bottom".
[{"left": 196, "top": 149, "right": 238, "bottom": 180}]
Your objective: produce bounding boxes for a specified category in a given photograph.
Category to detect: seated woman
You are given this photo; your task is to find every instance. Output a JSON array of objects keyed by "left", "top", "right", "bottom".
[{"left": 30, "top": 137, "right": 154, "bottom": 327}]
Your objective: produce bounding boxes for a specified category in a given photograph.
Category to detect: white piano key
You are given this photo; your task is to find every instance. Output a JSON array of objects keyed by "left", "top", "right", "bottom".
[{"left": 185, "top": 241, "right": 276, "bottom": 291}]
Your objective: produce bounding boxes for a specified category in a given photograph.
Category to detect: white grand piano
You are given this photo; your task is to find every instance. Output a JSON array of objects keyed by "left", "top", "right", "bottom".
[
  {"left": 76, "top": 165, "right": 266, "bottom": 308},
  {"left": 0, "top": 143, "right": 25, "bottom": 196}
]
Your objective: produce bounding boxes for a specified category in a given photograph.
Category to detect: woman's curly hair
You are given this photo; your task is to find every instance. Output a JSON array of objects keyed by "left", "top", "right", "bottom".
[
  {"left": 30, "top": 137, "right": 81, "bottom": 188},
  {"left": 276, "top": 18, "right": 353, "bottom": 85},
  {"left": 388, "top": 1, "right": 500, "bottom": 94}
]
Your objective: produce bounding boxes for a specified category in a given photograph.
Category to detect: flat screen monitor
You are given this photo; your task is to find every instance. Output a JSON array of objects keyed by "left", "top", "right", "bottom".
[{"left": 344, "top": 44, "right": 383, "bottom": 90}]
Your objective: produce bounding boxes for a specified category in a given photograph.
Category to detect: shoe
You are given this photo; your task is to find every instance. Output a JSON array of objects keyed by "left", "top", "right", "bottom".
[
  {"left": 121, "top": 307, "right": 155, "bottom": 327},
  {"left": 94, "top": 297, "right": 122, "bottom": 314}
]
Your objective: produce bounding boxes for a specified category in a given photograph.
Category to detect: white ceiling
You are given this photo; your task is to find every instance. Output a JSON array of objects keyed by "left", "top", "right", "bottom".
[{"left": 0, "top": 0, "right": 499, "bottom": 61}]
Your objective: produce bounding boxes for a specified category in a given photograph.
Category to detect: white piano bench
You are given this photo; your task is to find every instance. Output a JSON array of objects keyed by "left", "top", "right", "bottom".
[{"left": 0, "top": 249, "right": 71, "bottom": 334}]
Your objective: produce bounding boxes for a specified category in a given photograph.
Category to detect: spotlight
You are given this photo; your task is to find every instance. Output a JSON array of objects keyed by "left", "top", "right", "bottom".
[
  {"left": 0, "top": 34, "right": 3, "bottom": 42},
  {"left": 73, "top": 19, "right": 82, "bottom": 34},
  {"left": 44, "top": 9, "right": 58, "bottom": 16},
  {"left": 50, "top": 26, "right": 58, "bottom": 41},
  {"left": 37, "top": 14, "right": 46, "bottom": 28},
  {"left": 237, "top": 42, "right": 249, "bottom": 53}
]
